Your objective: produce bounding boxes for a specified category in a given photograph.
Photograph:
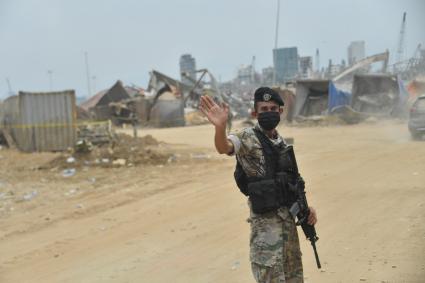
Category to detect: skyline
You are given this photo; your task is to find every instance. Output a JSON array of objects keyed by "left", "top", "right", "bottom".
[{"left": 1, "top": 0, "right": 424, "bottom": 98}]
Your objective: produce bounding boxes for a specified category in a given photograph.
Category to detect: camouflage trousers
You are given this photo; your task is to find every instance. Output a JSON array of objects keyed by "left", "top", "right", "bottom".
[{"left": 249, "top": 206, "right": 303, "bottom": 283}]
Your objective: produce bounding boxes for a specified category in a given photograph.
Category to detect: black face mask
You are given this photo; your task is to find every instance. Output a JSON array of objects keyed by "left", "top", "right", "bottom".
[{"left": 258, "top": 111, "right": 280, "bottom": 131}]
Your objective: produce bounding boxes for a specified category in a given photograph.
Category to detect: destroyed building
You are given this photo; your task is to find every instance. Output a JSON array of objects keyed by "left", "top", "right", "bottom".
[
  {"left": 146, "top": 70, "right": 188, "bottom": 127},
  {"left": 80, "top": 80, "right": 132, "bottom": 121},
  {"left": 351, "top": 74, "right": 405, "bottom": 116},
  {"left": 292, "top": 79, "right": 330, "bottom": 119}
]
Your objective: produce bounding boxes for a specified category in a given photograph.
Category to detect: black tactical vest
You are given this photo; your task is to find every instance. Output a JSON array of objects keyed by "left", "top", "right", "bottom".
[{"left": 234, "top": 128, "right": 299, "bottom": 213}]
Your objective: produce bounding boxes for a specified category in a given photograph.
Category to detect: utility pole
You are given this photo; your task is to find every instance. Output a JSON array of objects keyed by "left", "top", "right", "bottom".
[
  {"left": 272, "top": 0, "right": 280, "bottom": 86},
  {"left": 92, "top": 75, "right": 97, "bottom": 93},
  {"left": 47, "top": 70, "right": 53, "bottom": 91},
  {"left": 85, "top": 52, "right": 92, "bottom": 97},
  {"left": 251, "top": 55, "right": 256, "bottom": 83}
]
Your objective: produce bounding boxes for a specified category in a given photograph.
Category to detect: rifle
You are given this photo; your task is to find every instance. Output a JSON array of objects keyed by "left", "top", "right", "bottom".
[{"left": 283, "top": 146, "right": 322, "bottom": 269}]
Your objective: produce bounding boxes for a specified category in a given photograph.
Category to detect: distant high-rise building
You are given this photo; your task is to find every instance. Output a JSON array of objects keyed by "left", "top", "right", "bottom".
[
  {"left": 236, "top": 65, "right": 254, "bottom": 85},
  {"left": 262, "top": 67, "right": 275, "bottom": 85},
  {"left": 299, "top": 56, "right": 313, "bottom": 78},
  {"left": 273, "top": 47, "right": 299, "bottom": 83},
  {"left": 347, "top": 41, "right": 365, "bottom": 65},
  {"left": 179, "top": 54, "right": 196, "bottom": 85}
]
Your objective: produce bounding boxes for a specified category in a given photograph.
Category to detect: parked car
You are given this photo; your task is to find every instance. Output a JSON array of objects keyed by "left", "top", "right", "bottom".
[{"left": 408, "top": 95, "right": 425, "bottom": 140}]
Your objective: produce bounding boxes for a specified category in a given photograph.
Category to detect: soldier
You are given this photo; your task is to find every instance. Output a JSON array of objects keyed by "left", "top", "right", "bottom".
[{"left": 200, "top": 87, "right": 317, "bottom": 283}]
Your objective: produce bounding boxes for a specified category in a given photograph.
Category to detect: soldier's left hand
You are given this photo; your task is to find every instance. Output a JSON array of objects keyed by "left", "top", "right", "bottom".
[{"left": 308, "top": 206, "right": 317, "bottom": 225}]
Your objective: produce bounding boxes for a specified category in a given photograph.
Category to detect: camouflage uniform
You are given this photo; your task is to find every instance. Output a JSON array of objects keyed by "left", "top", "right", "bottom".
[{"left": 228, "top": 124, "right": 304, "bottom": 283}]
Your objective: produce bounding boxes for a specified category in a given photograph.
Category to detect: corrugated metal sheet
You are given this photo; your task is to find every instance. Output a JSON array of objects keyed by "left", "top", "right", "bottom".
[{"left": 1, "top": 90, "right": 77, "bottom": 152}]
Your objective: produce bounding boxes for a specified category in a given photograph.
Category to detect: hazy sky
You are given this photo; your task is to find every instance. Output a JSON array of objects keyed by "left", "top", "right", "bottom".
[{"left": 1, "top": 0, "right": 424, "bottom": 98}]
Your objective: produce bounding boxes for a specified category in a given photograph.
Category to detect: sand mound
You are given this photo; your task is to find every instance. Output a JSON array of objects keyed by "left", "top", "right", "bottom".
[{"left": 45, "top": 134, "right": 169, "bottom": 169}]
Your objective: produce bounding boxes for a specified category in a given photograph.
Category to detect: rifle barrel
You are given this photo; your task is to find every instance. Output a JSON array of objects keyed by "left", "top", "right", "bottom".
[{"left": 311, "top": 241, "right": 321, "bottom": 269}]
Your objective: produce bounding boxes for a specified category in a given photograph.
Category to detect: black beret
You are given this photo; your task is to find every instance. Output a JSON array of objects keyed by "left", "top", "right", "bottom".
[{"left": 254, "top": 87, "right": 284, "bottom": 106}]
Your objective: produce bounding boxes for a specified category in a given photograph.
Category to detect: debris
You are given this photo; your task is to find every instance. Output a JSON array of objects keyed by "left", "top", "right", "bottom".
[
  {"left": 360, "top": 278, "right": 367, "bottom": 281},
  {"left": 64, "top": 188, "right": 78, "bottom": 196},
  {"left": 75, "top": 203, "right": 84, "bottom": 209},
  {"left": 44, "top": 133, "right": 168, "bottom": 169},
  {"left": 23, "top": 190, "right": 38, "bottom": 201},
  {"left": 190, "top": 153, "right": 211, "bottom": 160},
  {"left": 231, "top": 261, "right": 240, "bottom": 270},
  {"left": 112, "top": 159, "right": 126, "bottom": 166},
  {"left": 66, "top": 157, "right": 76, "bottom": 163},
  {"left": 88, "top": 177, "right": 96, "bottom": 183},
  {"left": 167, "top": 154, "right": 177, "bottom": 164},
  {"left": 62, "top": 168, "right": 76, "bottom": 177}
]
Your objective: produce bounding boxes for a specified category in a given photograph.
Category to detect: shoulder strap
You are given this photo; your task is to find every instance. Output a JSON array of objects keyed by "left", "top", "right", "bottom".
[{"left": 253, "top": 128, "right": 279, "bottom": 178}]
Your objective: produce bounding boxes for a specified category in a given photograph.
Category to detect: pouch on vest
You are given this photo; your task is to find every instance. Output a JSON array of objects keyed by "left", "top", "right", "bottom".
[{"left": 247, "top": 179, "right": 282, "bottom": 214}]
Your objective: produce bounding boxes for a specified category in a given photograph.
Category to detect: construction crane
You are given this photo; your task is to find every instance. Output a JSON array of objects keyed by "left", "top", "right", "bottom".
[{"left": 395, "top": 12, "right": 407, "bottom": 65}]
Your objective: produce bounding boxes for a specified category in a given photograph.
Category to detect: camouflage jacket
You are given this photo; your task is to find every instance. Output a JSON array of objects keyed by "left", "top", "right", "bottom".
[{"left": 227, "top": 123, "right": 287, "bottom": 178}]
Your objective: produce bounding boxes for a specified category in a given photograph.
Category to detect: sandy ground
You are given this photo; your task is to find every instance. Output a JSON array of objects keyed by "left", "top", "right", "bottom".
[{"left": 0, "top": 120, "right": 424, "bottom": 283}]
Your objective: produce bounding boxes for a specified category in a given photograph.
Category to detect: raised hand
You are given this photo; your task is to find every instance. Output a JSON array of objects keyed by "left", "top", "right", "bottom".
[{"left": 199, "top": 95, "right": 229, "bottom": 128}]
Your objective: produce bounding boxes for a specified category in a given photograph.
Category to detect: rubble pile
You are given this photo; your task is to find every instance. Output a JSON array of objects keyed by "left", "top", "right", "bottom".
[{"left": 45, "top": 134, "right": 170, "bottom": 169}]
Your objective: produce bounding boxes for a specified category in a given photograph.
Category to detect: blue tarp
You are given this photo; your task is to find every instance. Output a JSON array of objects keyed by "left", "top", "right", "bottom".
[{"left": 328, "top": 81, "right": 352, "bottom": 112}]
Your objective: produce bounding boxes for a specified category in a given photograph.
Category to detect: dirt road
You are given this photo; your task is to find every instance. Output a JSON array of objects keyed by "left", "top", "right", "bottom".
[{"left": 0, "top": 120, "right": 424, "bottom": 282}]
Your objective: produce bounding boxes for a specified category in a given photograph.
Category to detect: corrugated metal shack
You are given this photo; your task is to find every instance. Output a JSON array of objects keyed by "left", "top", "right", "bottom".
[{"left": 1, "top": 90, "right": 77, "bottom": 152}]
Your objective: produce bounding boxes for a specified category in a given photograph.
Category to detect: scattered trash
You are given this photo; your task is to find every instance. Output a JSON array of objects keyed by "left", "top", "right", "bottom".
[
  {"left": 360, "top": 278, "right": 367, "bottom": 282},
  {"left": 64, "top": 188, "right": 78, "bottom": 196},
  {"left": 112, "top": 159, "right": 126, "bottom": 166},
  {"left": 23, "top": 190, "right": 38, "bottom": 201},
  {"left": 75, "top": 139, "right": 93, "bottom": 153},
  {"left": 167, "top": 155, "right": 177, "bottom": 164},
  {"left": 88, "top": 177, "right": 96, "bottom": 183},
  {"left": 391, "top": 265, "right": 397, "bottom": 268},
  {"left": 66, "top": 157, "right": 76, "bottom": 163},
  {"left": 75, "top": 203, "right": 84, "bottom": 209},
  {"left": 231, "top": 261, "right": 240, "bottom": 270},
  {"left": 190, "top": 153, "right": 211, "bottom": 160},
  {"left": 62, "top": 168, "right": 76, "bottom": 177},
  {"left": 101, "top": 158, "right": 110, "bottom": 163}
]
